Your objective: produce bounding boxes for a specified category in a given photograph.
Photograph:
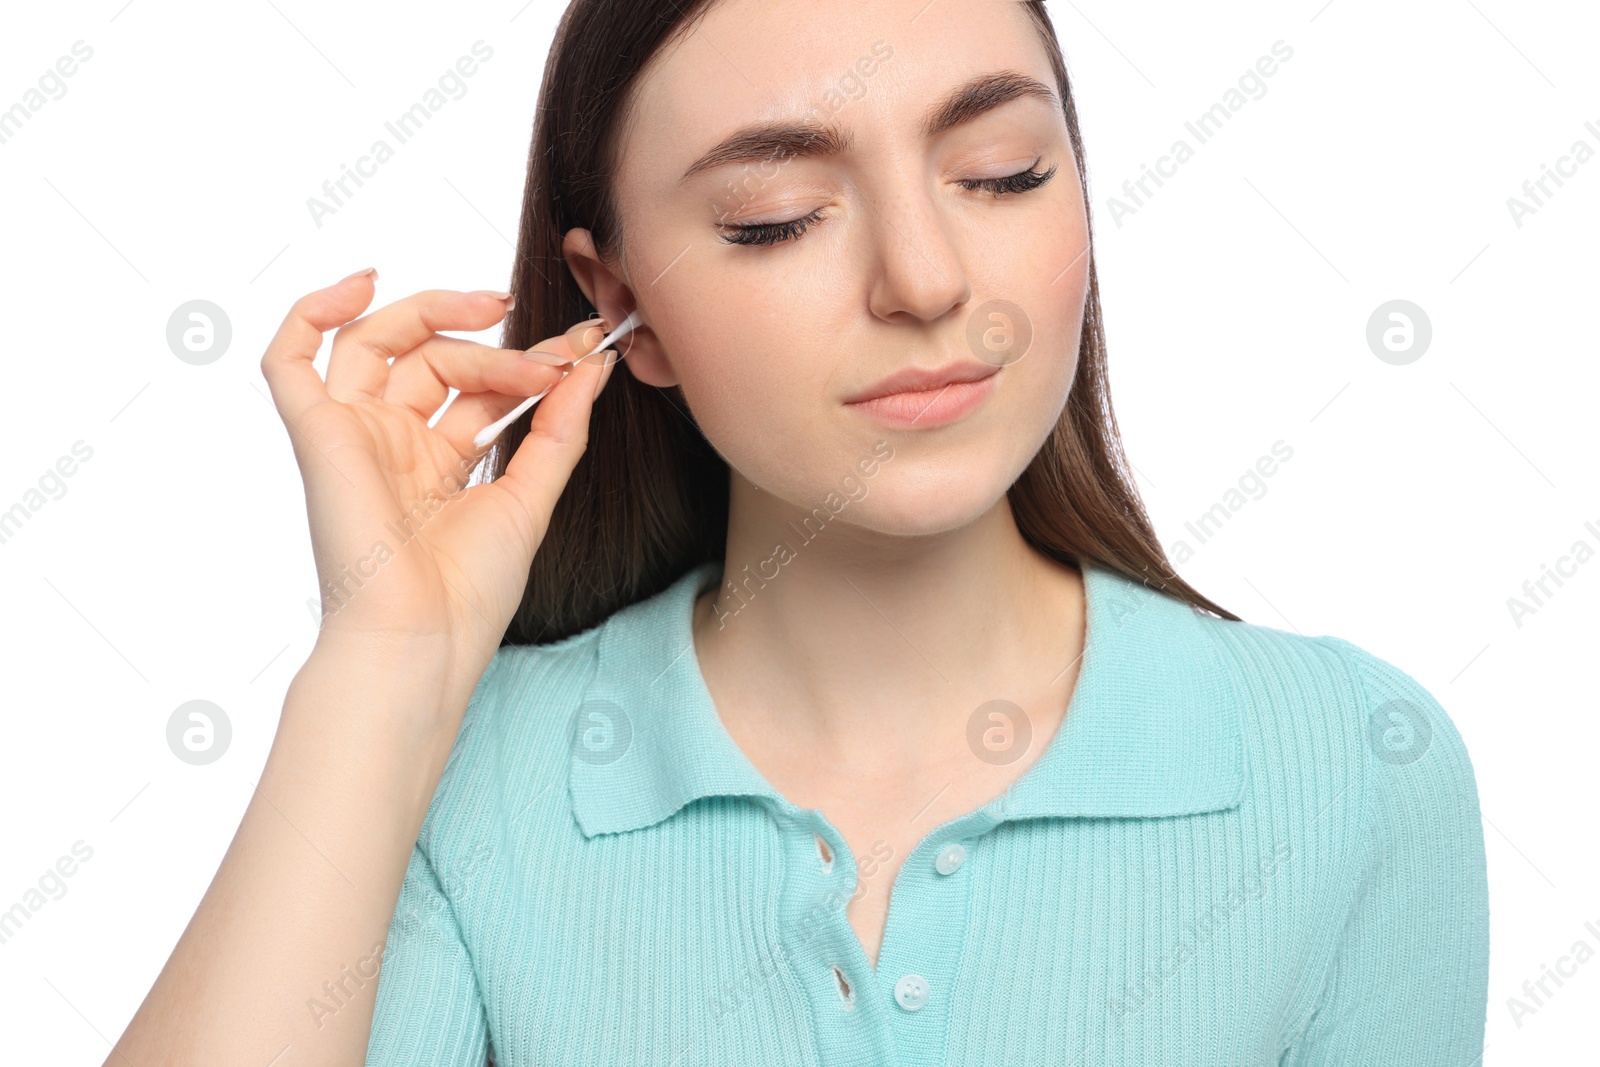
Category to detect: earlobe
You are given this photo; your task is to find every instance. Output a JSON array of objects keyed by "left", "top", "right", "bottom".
[{"left": 560, "top": 227, "right": 678, "bottom": 387}]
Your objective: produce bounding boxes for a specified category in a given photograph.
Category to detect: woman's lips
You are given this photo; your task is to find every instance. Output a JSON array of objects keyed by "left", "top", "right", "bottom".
[{"left": 843, "top": 371, "right": 1000, "bottom": 428}]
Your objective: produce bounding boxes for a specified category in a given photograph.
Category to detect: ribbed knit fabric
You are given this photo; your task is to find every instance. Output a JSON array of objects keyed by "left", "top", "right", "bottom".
[{"left": 363, "top": 558, "right": 1490, "bottom": 1066}]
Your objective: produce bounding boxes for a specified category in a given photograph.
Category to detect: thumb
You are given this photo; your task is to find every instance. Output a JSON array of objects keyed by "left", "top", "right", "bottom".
[{"left": 495, "top": 317, "right": 620, "bottom": 526}]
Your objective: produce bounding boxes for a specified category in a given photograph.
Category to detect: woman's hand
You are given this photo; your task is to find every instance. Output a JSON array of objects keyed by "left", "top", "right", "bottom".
[
  {"left": 107, "top": 269, "right": 615, "bottom": 1067},
  {"left": 259, "top": 269, "right": 618, "bottom": 704}
]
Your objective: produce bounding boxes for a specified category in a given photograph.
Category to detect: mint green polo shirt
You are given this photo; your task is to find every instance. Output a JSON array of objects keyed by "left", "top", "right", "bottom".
[{"left": 364, "top": 559, "right": 1489, "bottom": 1066}]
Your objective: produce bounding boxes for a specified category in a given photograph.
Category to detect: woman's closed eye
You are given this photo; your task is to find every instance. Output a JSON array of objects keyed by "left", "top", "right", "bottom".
[
  {"left": 716, "top": 157, "right": 1060, "bottom": 247},
  {"left": 957, "top": 156, "right": 1058, "bottom": 197}
]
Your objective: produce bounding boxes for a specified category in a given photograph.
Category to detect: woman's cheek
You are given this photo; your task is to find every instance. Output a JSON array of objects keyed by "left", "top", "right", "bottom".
[{"left": 677, "top": 367, "right": 782, "bottom": 466}]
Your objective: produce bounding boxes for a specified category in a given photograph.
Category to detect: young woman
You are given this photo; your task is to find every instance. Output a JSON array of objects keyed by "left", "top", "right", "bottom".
[{"left": 109, "top": 1, "right": 1489, "bottom": 1064}]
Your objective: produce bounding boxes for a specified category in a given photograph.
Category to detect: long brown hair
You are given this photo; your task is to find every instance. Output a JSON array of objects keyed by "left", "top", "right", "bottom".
[{"left": 487, "top": 0, "right": 1238, "bottom": 645}]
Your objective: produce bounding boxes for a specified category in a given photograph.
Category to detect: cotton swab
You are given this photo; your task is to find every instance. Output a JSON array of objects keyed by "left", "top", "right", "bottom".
[{"left": 472, "top": 309, "right": 642, "bottom": 449}]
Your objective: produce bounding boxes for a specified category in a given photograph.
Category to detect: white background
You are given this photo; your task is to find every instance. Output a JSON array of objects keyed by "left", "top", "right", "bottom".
[{"left": 0, "top": 0, "right": 1594, "bottom": 1061}]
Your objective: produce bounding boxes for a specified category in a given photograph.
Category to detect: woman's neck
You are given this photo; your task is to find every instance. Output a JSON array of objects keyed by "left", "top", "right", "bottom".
[{"left": 691, "top": 489, "right": 1087, "bottom": 778}]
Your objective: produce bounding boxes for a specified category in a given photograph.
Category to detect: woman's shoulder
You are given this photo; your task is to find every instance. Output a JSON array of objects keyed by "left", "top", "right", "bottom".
[
  {"left": 1192, "top": 608, "right": 1483, "bottom": 806},
  {"left": 1189, "top": 610, "right": 1490, "bottom": 1047}
]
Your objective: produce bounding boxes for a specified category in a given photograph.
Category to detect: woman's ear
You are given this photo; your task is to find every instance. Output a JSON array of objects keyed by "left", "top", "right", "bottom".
[{"left": 561, "top": 228, "right": 677, "bottom": 387}]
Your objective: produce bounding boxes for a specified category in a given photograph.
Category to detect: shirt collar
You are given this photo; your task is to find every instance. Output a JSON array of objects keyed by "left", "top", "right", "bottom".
[{"left": 569, "top": 558, "right": 1244, "bottom": 838}]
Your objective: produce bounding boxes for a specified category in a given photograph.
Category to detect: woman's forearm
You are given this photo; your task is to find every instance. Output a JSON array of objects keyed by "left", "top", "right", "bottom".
[{"left": 106, "top": 636, "right": 465, "bottom": 1067}]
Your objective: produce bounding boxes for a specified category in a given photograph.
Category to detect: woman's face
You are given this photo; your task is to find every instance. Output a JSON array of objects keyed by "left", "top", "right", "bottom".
[{"left": 578, "top": 0, "right": 1090, "bottom": 537}]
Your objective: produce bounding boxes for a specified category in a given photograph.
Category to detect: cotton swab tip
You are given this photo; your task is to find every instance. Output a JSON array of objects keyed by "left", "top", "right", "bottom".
[{"left": 577, "top": 309, "right": 642, "bottom": 362}]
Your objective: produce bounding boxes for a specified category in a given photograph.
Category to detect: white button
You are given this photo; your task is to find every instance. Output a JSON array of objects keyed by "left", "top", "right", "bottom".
[
  {"left": 934, "top": 842, "right": 967, "bottom": 875},
  {"left": 894, "top": 973, "right": 930, "bottom": 1011}
]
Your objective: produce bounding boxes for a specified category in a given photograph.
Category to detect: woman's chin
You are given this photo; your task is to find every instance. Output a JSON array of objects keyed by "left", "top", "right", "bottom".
[{"left": 835, "top": 483, "right": 1009, "bottom": 539}]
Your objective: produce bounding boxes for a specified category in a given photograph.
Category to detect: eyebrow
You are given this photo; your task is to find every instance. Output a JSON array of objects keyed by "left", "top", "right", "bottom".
[{"left": 678, "top": 70, "right": 1057, "bottom": 184}]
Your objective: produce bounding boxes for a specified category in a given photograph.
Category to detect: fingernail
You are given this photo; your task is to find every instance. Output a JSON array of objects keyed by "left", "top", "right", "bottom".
[
  {"left": 342, "top": 267, "right": 377, "bottom": 282},
  {"left": 589, "top": 351, "right": 616, "bottom": 394},
  {"left": 522, "top": 347, "right": 571, "bottom": 367}
]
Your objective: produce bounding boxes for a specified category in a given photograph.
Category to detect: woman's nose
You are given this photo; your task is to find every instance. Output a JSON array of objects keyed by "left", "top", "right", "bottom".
[{"left": 865, "top": 182, "right": 973, "bottom": 323}]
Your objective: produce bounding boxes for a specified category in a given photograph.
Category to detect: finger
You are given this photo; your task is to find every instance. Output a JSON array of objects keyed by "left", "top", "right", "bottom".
[
  {"left": 456, "top": 317, "right": 614, "bottom": 446},
  {"left": 324, "top": 288, "right": 515, "bottom": 402},
  {"left": 427, "top": 318, "right": 609, "bottom": 461},
  {"left": 383, "top": 334, "right": 570, "bottom": 422},
  {"left": 564, "top": 314, "right": 631, "bottom": 368},
  {"left": 430, "top": 387, "right": 552, "bottom": 459},
  {"left": 492, "top": 334, "right": 621, "bottom": 525},
  {"left": 259, "top": 268, "right": 378, "bottom": 427}
]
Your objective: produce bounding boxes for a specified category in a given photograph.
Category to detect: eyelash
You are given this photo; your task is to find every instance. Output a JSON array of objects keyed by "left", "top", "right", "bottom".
[
  {"left": 717, "top": 158, "right": 1059, "bottom": 247},
  {"left": 958, "top": 157, "right": 1059, "bottom": 197}
]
